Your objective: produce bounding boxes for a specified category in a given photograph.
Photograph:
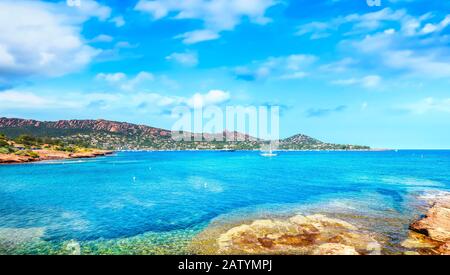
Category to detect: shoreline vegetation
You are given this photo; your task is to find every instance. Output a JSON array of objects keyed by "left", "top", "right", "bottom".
[
  {"left": 0, "top": 117, "right": 370, "bottom": 152},
  {"left": 0, "top": 134, "right": 112, "bottom": 164},
  {"left": 0, "top": 147, "right": 388, "bottom": 165},
  {"left": 0, "top": 131, "right": 385, "bottom": 165},
  {"left": 0, "top": 117, "right": 375, "bottom": 164}
]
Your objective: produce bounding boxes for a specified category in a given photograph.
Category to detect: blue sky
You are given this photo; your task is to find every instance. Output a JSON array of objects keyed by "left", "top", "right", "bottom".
[{"left": 0, "top": 0, "right": 450, "bottom": 148}]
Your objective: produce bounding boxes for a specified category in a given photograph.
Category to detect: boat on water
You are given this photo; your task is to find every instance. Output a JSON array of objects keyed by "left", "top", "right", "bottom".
[
  {"left": 260, "top": 144, "right": 277, "bottom": 157},
  {"left": 261, "top": 151, "right": 277, "bottom": 157}
]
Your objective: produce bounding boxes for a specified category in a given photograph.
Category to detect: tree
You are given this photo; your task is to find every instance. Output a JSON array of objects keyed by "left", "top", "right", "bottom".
[
  {"left": 15, "top": 135, "right": 38, "bottom": 146},
  {"left": 0, "top": 140, "right": 9, "bottom": 147}
]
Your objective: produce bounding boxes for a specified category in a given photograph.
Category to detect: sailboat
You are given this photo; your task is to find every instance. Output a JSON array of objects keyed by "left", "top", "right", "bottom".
[{"left": 260, "top": 144, "right": 277, "bottom": 157}]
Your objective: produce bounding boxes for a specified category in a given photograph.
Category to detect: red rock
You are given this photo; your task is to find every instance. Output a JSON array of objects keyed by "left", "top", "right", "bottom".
[
  {"left": 404, "top": 192, "right": 450, "bottom": 255},
  {"left": 410, "top": 202, "right": 450, "bottom": 242},
  {"left": 193, "top": 214, "right": 381, "bottom": 255}
]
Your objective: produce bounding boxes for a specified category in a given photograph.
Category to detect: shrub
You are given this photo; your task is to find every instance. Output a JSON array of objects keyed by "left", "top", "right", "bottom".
[
  {"left": 15, "top": 135, "right": 38, "bottom": 146},
  {"left": 0, "top": 140, "right": 9, "bottom": 147},
  {"left": 15, "top": 150, "right": 40, "bottom": 159},
  {"left": 0, "top": 147, "right": 10, "bottom": 154}
]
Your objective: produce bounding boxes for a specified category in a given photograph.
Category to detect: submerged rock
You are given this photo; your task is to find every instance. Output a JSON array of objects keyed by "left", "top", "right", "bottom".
[
  {"left": 64, "top": 240, "right": 81, "bottom": 255},
  {"left": 403, "top": 251, "right": 420, "bottom": 255},
  {"left": 0, "top": 228, "right": 45, "bottom": 248},
  {"left": 401, "top": 231, "right": 439, "bottom": 249},
  {"left": 209, "top": 214, "right": 380, "bottom": 255},
  {"left": 312, "top": 243, "right": 359, "bottom": 255}
]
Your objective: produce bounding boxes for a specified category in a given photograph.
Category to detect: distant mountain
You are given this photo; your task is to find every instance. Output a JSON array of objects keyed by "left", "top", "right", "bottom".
[
  {"left": 281, "top": 134, "right": 322, "bottom": 145},
  {"left": 0, "top": 117, "right": 369, "bottom": 150}
]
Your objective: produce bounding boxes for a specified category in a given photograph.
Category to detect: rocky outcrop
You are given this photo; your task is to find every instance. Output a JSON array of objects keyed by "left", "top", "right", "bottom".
[
  {"left": 0, "top": 150, "right": 113, "bottom": 164},
  {"left": 0, "top": 154, "right": 36, "bottom": 164},
  {"left": 197, "top": 214, "right": 381, "bottom": 255},
  {"left": 403, "top": 191, "right": 450, "bottom": 255},
  {"left": 410, "top": 203, "right": 450, "bottom": 242}
]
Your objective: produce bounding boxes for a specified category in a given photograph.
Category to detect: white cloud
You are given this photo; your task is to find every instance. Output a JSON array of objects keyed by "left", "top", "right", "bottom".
[
  {"left": 0, "top": 90, "right": 53, "bottom": 109},
  {"left": 175, "top": 30, "right": 220, "bottom": 44},
  {"left": 96, "top": 72, "right": 127, "bottom": 83},
  {"left": 62, "top": 0, "right": 112, "bottom": 22},
  {"left": 350, "top": 30, "right": 450, "bottom": 78},
  {"left": 279, "top": 71, "right": 308, "bottom": 80},
  {"left": 296, "top": 21, "right": 334, "bottom": 39},
  {"left": 361, "top": 75, "right": 382, "bottom": 88},
  {"left": 135, "top": 0, "right": 169, "bottom": 19},
  {"left": 121, "top": 72, "right": 155, "bottom": 91},
  {"left": 384, "top": 28, "right": 396, "bottom": 35},
  {"left": 166, "top": 52, "right": 198, "bottom": 67},
  {"left": 320, "top": 58, "right": 358, "bottom": 73},
  {"left": 90, "top": 34, "right": 114, "bottom": 43},
  {"left": 296, "top": 8, "right": 449, "bottom": 40},
  {"left": 383, "top": 50, "right": 450, "bottom": 78},
  {"left": 110, "top": 16, "right": 126, "bottom": 27},
  {"left": 419, "top": 15, "right": 450, "bottom": 35},
  {"left": 135, "top": 0, "right": 278, "bottom": 43},
  {"left": 115, "top": 41, "right": 138, "bottom": 49},
  {"left": 0, "top": 89, "right": 175, "bottom": 111},
  {"left": 332, "top": 75, "right": 382, "bottom": 88},
  {"left": 95, "top": 71, "right": 155, "bottom": 92},
  {"left": 234, "top": 54, "right": 317, "bottom": 81},
  {"left": 295, "top": 8, "right": 406, "bottom": 39},
  {"left": 402, "top": 97, "right": 450, "bottom": 114},
  {"left": 186, "top": 90, "right": 230, "bottom": 108},
  {"left": 295, "top": 9, "right": 450, "bottom": 85},
  {"left": 0, "top": 0, "right": 112, "bottom": 79},
  {"left": 347, "top": 8, "right": 406, "bottom": 33},
  {"left": 0, "top": 88, "right": 230, "bottom": 113},
  {"left": 94, "top": 72, "right": 182, "bottom": 93},
  {"left": 96, "top": 71, "right": 155, "bottom": 91}
]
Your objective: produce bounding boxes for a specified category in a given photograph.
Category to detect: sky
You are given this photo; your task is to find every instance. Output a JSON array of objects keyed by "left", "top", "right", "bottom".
[{"left": 0, "top": 0, "right": 450, "bottom": 149}]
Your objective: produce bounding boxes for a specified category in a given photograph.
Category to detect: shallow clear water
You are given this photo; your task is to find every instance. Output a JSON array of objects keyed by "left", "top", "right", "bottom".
[{"left": 1, "top": 150, "right": 450, "bottom": 254}]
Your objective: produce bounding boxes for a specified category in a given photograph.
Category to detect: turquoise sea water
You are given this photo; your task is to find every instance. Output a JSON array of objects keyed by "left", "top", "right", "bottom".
[{"left": 1, "top": 150, "right": 450, "bottom": 254}]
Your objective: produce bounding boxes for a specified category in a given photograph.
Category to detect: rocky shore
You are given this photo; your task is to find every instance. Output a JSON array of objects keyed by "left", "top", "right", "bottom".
[
  {"left": 0, "top": 149, "right": 113, "bottom": 164},
  {"left": 189, "top": 191, "right": 450, "bottom": 255},
  {"left": 190, "top": 214, "right": 382, "bottom": 255},
  {"left": 402, "top": 191, "right": 450, "bottom": 255}
]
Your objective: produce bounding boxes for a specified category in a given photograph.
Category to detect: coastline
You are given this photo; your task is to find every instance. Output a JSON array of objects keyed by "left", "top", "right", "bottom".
[
  {"left": 0, "top": 148, "right": 393, "bottom": 165},
  {"left": 189, "top": 190, "right": 450, "bottom": 255},
  {"left": 114, "top": 148, "right": 394, "bottom": 152},
  {"left": 0, "top": 149, "right": 114, "bottom": 165}
]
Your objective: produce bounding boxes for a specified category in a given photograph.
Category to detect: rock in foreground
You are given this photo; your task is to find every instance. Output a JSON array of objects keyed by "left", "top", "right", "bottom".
[
  {"left": 403, "top": 191, "right": 450, "bottom": 255},
  {"left": 0, "top": 149, "right": 113, "bottom": 164},
  {"left": 194, "top": 214, "right": 381, "bottom": 255}
]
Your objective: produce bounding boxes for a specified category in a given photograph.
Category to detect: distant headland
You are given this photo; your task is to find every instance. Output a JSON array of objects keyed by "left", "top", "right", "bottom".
[{"left": 0, "top": 117, "right": 371, "bottom": 164}]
